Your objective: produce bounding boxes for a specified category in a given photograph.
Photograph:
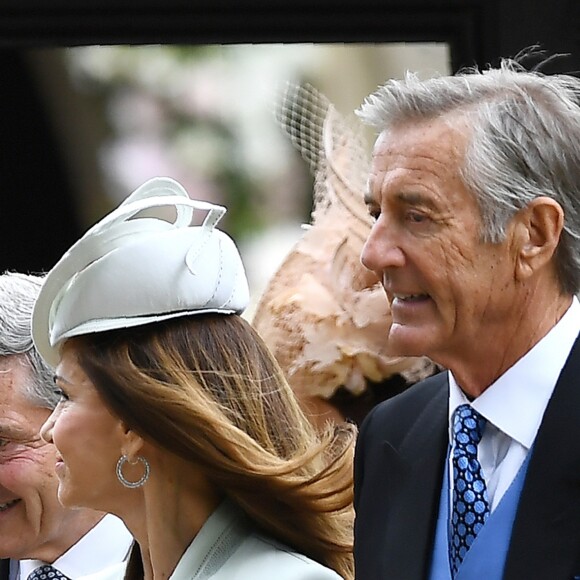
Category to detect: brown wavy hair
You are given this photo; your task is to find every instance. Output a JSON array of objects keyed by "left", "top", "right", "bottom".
[{"left": 70, "top": 313, "right": 356, "bottom": 579}]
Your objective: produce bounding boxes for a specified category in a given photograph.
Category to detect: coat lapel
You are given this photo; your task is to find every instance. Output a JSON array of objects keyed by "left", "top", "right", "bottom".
[
  {"left": 505, "top": 333, "right": 580, "bottom": 579},
  {"left": 380, "top": 377, "right": 449, "bottom": 578}
]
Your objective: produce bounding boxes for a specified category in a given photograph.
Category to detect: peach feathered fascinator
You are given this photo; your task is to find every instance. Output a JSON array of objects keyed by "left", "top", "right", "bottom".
[{"left": 252, "top": 84, "right": 436, "bottom": 402}]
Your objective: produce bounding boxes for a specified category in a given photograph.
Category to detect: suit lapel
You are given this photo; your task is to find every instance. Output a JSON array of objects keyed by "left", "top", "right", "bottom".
[
  {"left": 381, "top": 377, "right": 449, "bottom": 578},
  {"left": 505, "top": 333, "right": 580, "bottom": 579},
  {"left": 0, "top": 559, "right": 10, "bottom": 580}
]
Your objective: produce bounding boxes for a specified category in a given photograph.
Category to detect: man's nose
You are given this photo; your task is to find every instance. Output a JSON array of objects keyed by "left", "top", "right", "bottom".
[{"left": 361, "top": 220, "right": 404, "bottom": 273}]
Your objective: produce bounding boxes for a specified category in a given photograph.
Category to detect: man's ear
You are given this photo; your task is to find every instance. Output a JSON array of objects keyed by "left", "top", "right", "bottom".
[{"left": 513, "top": 196, "right": 564, "bottom": 281}]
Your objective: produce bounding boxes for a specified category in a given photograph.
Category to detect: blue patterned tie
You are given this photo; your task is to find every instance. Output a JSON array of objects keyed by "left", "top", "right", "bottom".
[
  {"left": 27, "top": 565, "right": 70, "bottom": 580},
  {"left": 448, "top": 404, "right": 490, "bottom": 576}
]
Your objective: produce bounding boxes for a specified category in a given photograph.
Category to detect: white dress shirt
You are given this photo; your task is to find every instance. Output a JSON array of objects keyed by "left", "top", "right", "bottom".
[
  {"left": 448, "top": 296, "right": 580, "bottom": 511},
  {"left": 15, "top": 514, "right": 133, "bottom": 580}
]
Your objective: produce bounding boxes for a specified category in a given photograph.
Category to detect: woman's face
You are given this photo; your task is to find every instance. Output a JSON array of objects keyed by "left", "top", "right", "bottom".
[{"left": 40, "top": 342, "right": 130, "bottom": 513}]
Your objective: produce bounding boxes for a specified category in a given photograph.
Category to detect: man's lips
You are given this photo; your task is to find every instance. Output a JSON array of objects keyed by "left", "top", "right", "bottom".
[{"left": 391, "top": 292, "right": 430, "bottom": 304}]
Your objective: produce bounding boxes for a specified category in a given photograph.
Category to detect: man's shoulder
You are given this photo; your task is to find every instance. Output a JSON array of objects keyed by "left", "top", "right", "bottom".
[
  {"left": 0, "top": 559, "right": 10, "bottom": 580},
  {"left": 355, "top": 369, "right": 447, "bottom": 453},
  {"left": 366, "top": 369, "right": 447, "bottom": 424}
]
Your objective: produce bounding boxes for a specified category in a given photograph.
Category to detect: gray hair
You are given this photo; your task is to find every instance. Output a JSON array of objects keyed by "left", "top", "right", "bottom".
[
  {"left": 357, "top": 58, "right": 580, "bottom": 295},
  {"left": 0, "top": 272, "right": 58, "bottom": 409}
]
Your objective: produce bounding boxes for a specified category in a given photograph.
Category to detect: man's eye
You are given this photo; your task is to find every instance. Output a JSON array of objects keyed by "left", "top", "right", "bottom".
[
  {"left": 0, "top": 438, "right": 8, "bottom": 449},
  {"left": 367, "top": 207, "right": 380, "bottom": 221},
  {"left": 407, "top": 211, "right": 429, "bottom": 224}
]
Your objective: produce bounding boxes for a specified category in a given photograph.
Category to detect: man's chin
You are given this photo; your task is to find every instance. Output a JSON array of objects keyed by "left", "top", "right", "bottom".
[{"left": 387, "top": 327, "right": 432, "bottom": 358}]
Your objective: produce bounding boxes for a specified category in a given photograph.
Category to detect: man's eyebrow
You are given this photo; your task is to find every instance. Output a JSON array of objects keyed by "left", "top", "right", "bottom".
[
  {"left": 363, "top": 190, "right": 439, "bottom": 210},
  {"left": 395, "top": 191, "right": 438, "bottom": 210}
]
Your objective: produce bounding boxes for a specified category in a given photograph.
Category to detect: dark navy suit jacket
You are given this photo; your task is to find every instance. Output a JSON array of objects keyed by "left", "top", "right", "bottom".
[{"left": 354, "top": 334, "right": 580, "bottom": 579}]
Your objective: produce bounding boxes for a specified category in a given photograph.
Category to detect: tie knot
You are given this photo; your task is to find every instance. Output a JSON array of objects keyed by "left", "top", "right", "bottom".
[
  {"left": 452, "top": 404, "right": 486, "bottom": 448},
  {"left": 27, "top": 565, "right": 70, "bottom": 580}
]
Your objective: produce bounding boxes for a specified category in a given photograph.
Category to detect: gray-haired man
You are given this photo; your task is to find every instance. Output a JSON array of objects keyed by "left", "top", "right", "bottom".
[{"left": 0, "top": 273, "right": 133, "bottom": 580}]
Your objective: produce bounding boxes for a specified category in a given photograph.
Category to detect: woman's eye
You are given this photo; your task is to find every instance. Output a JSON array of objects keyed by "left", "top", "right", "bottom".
[{"left": 53, "top": 387, "right": 69, "bottom": 402}]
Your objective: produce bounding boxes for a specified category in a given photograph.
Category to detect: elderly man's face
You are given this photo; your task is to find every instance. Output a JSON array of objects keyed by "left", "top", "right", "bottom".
[
  {"left": 361, "top": 117, "right": 520, "bottom": 367},
  {"left": 0, "top": 358, "right": 74, "bottom": 561}
]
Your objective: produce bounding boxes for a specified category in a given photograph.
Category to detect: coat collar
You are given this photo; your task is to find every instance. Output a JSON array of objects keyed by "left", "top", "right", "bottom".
[
  {"left": 377, "top": 375, "right": 449, "bottom": 578},
  {"left": 505, "top": 331, "right": 580, "bottom": 578}
]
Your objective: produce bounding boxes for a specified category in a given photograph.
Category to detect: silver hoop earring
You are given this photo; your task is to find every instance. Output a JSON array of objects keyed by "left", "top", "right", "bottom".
[{"left": 116, "top": 455, "right": 150, "bottom": 488}]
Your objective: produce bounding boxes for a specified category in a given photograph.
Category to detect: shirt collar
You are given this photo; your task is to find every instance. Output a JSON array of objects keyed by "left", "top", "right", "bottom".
[
  {"left": 449, "top": 296, "right": 580, "bottom": 448},
  {"left": 19, "top": 514, "right": 132, "bottom": 579}
]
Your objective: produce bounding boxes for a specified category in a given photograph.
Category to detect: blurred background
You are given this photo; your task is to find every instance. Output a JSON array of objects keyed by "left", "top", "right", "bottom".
[
  {"left": 2, "top": 0, "right": 579, "bottom": 307},
  {"left": 4, "top": 43, "right": 450, "bottom": 310}
]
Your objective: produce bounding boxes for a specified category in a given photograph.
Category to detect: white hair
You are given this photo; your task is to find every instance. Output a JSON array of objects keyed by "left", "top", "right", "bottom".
[
  {"left": 0, "top": 272, "right": 57, "bottom": 409},
  {"left": 358, "top": 57, "right": 580, "bottom": 294}
]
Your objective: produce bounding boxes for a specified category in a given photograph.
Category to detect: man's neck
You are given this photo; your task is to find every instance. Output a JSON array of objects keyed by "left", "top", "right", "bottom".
[
  {"left": 26, "top": 511, "right": 104, "bottom": 564},
  {"left": 442, "top": 293, "right": 573, "bottom": 398}
]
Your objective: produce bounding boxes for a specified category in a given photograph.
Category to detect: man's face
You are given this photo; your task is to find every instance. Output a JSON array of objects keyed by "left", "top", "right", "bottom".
[
  {"left": 0, "top": 357, "right": 76, "bottom": 561},
  {"left": 361, "top": 117, "right": 521, "bottom": 368}
]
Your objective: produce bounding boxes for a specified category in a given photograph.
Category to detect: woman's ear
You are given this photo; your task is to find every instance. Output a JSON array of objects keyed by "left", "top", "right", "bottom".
[
  {"left": 119, "top": 424, "right": 145, "bottom": 459},
  {"left": 513, "top": 196, "right": 564, "bottom": 281}
]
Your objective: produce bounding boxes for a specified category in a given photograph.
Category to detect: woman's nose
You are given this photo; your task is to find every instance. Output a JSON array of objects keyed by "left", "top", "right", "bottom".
[{"left": 40, "top": 410, "right": 56, "bottom": 444}]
